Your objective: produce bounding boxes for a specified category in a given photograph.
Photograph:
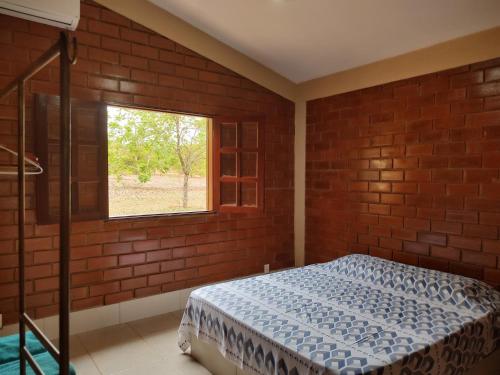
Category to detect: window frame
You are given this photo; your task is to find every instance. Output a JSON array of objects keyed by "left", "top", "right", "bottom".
[
  {"left": 213, "top": 116, "right": 265, "bottom": 213},
  {"left": 35, "top": 95, "right": 265, "bottom": 223},
  {"left": 104, "top": 104, "right": 214, "bottom": 220}
]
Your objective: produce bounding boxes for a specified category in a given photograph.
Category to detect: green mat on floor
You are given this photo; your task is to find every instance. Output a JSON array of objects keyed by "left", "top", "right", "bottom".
[{"left": 0, "top": 332, "right": 76, "bottom": 374}]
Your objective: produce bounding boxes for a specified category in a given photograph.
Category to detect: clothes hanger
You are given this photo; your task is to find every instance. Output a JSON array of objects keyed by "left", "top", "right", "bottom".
[{"left": 0, "top": 144, "right": 43, "bottom": 175}]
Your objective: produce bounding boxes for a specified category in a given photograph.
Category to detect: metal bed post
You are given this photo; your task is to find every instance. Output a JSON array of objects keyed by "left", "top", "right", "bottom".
[
  {"left": 59, "top": 32, "right": 72, "bottom": 375},
  {"left": 18, "top": 81, "right": 26, "bottom": 375},
  {"left": 0, "top": 31, "right": 77, "bottom": 375}
]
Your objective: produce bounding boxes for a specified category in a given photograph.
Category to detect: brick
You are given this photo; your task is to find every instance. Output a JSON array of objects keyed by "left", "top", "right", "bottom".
[
  {"left": 88, "top": 75, "right": 119, "bottom": 91},
  {"left": 450, "top": 262, "right": 483, "bottom": 280},
  {"left": 87, "top": 231, "right": 119, "bottom": 245},
  {"left": 87, "top": 256, "right": 118, "bottom": 270},
  {"left": 483, "top": 152, "right": 500, "bottom": 168},
  {"left": 369, "top": 204, "right": 390, "bottom": 215},
  {"left": 432, "top": 169, "right": 462, "bottom": 183},
  {"left": 464, "top": 169, "right": 498, "bottom": 183},
  {"left": 381, "top": 194, "right": 404, "bottom": 205},
  {"left": 480, "top": 212, "right": 500, "bottom": 226},
  {"left": 172, "top": 246, "right": 196, "bottom": 258},
  {"left": 432, "top": 220, "right": 462, "bottom": 234},
  {"left": 103, "top": 242, "right": 132, "bottom": 255},
  {"left": 146, "top": 249, "right": 171, "bottom": 262},
  {"left": 381, "top": 171, "right": 403, "bottom": 181},
  {"left": 392, "top": 228, "right": 417, "bottom": 241},
  {"left": 466, "top": 198, "right": 500, "bottom": 212},
  {"left": 435, "top": 143, "right": 465, "bottom": 155},
  {"left": 101, "top": 36, "right": 130, "bottom": 53},
  {"left": 149, "top": 35, "right": 175, "bottom": 51},
  {"left": 174, "top": 268, "right": 198, "bottom": 281},
  {"left": 470, "top": 82, "right": 500, "bottom": 97},
  {"left": 101, "top": 63, "right": 130, "bottom": 79},
  {"left": 368, "top": 182, "right": 390, "bottom": 192},
  {"left": 72, "top": 245, "right": 102, "bottom": 260},
  {"left": 405, "top": 218, "right": 430, "bottom": 231},
  {"left": 379, "top": 237, "right": 402, "bottom": 251},
  {"left": 462, "top": 250, "right": 496, "bottom": 267},
  {"left": 120, "top": 28, "right": 148, "bottom": 44},
  {"left": 417, "top": 232, "right": 447, "bottom": 246},
  {"left": 134, "top": 263, "right": 160, "bottom": 276},
  {"left": 391, "top": 206, "right": 416, "bottom": 217},
  {"left": 451, "top": 71, "right": 483, "bottom": 87},
  {"left": 358, "top": 170, "right": 379, "bottom": 181},
  {"left": 448, "top": 236, "right": 481, "bottom": 251},
  {"left": 105, "top": 291, "right": 134, "bottom": 305},
  {"left": 393, "top": 251, "right": 419, "bottom": 266},
  {"left": 392, "top": 183, "right": 417, "bottom": 194},
  {"left": 484, "top": 268, "right": 500, "bottom": 284},
  {"left": 131, "top": 43, "right": 158, "bottom": 59},
  {"left": 119, "top": 253, "right": 146, "bottom": 266},
  {"left": 369, "top": 159, "right": 392, "bottom": 169},
  {"left": 419, "top": 256, "right": 449, "bottom": 272},
  {"left": 431, "top": 246, "right": 460, "bottom": 261},
  {"left": 121, "top": 276, "right": 147, "bottom": 290},
  {"left": 148, "top": 272, "right": 174, "bottom": 285},
  {"left": 447, "top": 184, "right": 478, "bottom": 196},
  {"left": 403, "top": 241, "right": 429, "bottom": 255},
  {"left": 160, "top": 259, "right": 185, "bottom": 272},
  {"left": 485, "top": 67, "right": 500, "bottom": 82},
  {"left": 463, "top": 224, "right": 497, "bottom": 239},
  {"left": 449, "top": 156, "right": 482, "bottom": 168},
  {"left": 89, "top": 281, "right": 120, "bottom": 296},
  {"left": 72, "top": 271, "right": 103, "bottom": 286},
  {"left": 88, "top": 47, "right": 119, "bottom": 64},
  {"left": 406, "top": 144, "right": 433, "bottom": 156},
  {"left": 120, "top": 54, "right": 148, "bottom": 70},
  {"left": 103, "top": 267, "right": 132, "bottom": 281},
  {"left": 405, "top": 170, "right": 431, "bottom": 182},
  {"left": 483, "top": 240, "right": 500, "bottom": 255},
  {"left": 72, "top": 296, "right": 103, "bottom": 311}
]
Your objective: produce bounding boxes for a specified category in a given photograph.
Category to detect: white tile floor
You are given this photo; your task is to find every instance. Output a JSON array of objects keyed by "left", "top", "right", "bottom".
[{"left": 70, "top": 310, "right": 211, "bottom": 375}]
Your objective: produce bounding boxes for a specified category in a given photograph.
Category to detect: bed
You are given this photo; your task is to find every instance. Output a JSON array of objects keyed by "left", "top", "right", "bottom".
[{"left": 178, "top": 254, "right": 500, "bottom": 374}]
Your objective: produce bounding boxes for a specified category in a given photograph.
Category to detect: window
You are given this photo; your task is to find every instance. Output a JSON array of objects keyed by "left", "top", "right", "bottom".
[
  {"left": 107, "top": 106, "right": 210, "bottom": 217},
  {"left": 213, "top": 118, "right": 264, "bottom": 213},
  {"left": 34, "top": 94, "right": 265, "bottom": 223}
]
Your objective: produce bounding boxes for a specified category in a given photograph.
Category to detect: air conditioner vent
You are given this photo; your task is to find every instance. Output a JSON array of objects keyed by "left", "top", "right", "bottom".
[{"left": 0, "top": 0, "right": 80, "bottom": 30}]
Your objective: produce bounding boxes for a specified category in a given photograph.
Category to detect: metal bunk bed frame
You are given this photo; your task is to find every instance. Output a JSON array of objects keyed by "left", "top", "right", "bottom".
[{"left": 0, "top": 32, "right": 77, "bottom": 375}]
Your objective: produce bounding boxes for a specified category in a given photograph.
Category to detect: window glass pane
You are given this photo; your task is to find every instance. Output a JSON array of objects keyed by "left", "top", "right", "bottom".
[
  {"left": 220, "top": 182, "right": 237, "bottom": 205},
  {"left": 107, "top": 106, "right": 209, "bottom": 217},
  {"left": 241, "top": 122, "right": 258, "bottom": 149},
  {"left": 241, "top": 182, "right": 257, "bottom": 207},
  {"left": 220, "top": 152, "right": 236, "bottom": 177},
  {"left": 221, "top": 122, "right": 237, "bottom": 147},
  {"left": 240, "top": 152, "right": 257, "bottom": 177}
]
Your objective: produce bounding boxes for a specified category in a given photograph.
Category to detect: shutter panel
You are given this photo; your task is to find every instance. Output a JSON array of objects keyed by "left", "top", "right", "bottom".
[
  {"left": 35, "top": 94, "right": 108, "bottom": 224},
  {"left": 213, "top": 117, "right": 264, "bottom": 213}
]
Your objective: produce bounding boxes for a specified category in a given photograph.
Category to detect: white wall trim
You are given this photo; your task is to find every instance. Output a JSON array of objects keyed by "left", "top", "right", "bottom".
[{"left": 0, "top": 287, "right": 195, "bottom": 340}]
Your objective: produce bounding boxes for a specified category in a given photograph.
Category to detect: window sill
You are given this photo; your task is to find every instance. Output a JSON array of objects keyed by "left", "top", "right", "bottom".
[{"left": 106, "top": 210, "right": 217, "bottom": 222}]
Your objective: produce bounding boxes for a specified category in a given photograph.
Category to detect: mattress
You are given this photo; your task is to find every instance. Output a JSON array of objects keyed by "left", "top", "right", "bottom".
[{"left": 178, "top": 254, "right": 500, "bottom": 375}]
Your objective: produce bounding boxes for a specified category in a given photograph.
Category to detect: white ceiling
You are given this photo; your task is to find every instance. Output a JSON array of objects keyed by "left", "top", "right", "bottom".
[{"left": 149, "top": 0, "right": 500, "bottom": 83}]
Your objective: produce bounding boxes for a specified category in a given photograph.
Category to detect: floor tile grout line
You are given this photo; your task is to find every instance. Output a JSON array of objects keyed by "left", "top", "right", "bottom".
[{"left": 72, "top": 333, "right": 104, "bottom": 375}]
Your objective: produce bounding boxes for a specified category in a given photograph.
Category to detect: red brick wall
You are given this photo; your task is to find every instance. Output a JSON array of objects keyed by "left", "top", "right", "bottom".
[
  {"left": 0, "top": 1, "right": 294, "bottom": 325},
  {"left": 306, "top": 60, "right": 500, "bottom": 286}
]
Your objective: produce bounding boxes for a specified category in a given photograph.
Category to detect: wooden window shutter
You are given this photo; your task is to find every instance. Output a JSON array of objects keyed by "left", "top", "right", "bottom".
[
  {"left": 213, "top": 117, "right": 264, "bottom": 213},
  {"left": 35, "top": 94, "right": 108, "bottom": 224}
]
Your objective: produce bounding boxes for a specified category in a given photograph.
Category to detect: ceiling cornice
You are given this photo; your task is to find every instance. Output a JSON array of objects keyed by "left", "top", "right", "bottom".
[{"left": 297, "top": 26, "right": 500, "bottom": 101}]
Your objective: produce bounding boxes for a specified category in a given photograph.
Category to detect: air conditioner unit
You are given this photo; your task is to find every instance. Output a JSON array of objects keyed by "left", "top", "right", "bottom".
[{"left": 0, "top": 0, "right": 80, "bottom": 30}]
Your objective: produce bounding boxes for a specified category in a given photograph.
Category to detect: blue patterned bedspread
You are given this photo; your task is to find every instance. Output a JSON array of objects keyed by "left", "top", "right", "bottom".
[{"left": 178, "top": 255, "right": 500, "bottom": 374}]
